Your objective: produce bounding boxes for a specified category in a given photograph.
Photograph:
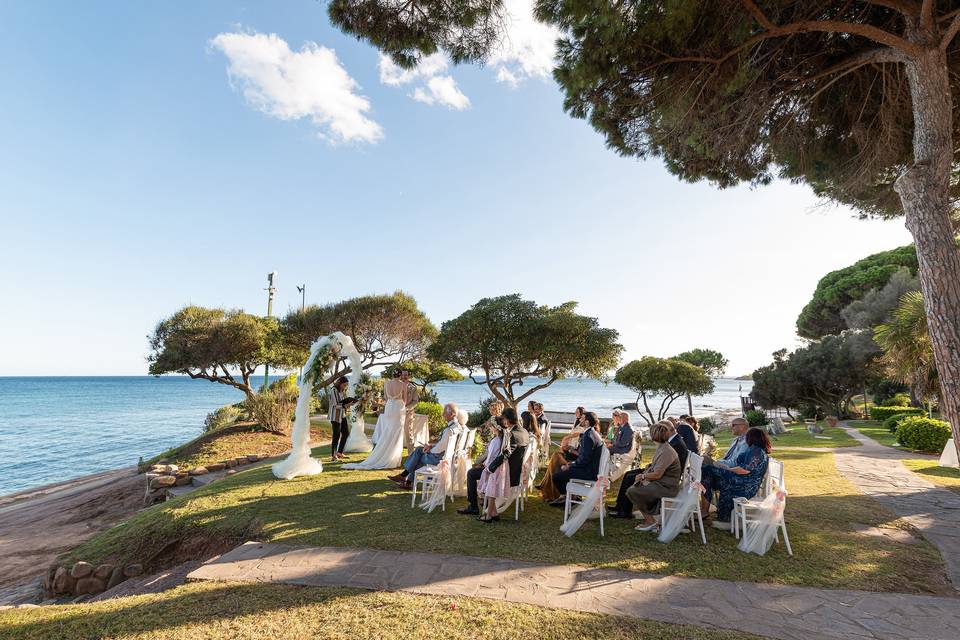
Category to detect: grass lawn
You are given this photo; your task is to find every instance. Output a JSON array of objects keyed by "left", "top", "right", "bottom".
[
  {"left": 900, "top": 459, "right": 960, "bottom": 495},
  {"left": 847, "top": 420, "right": 907, "bottom": 450},
  {"left": 0, "top": 582, "right": 758, "bottom": 640},
  {"left": 712, "top": 423, "right": 859, "bottom": 449},
  {"left": 143, "top": 419, "right": 347, "bottom": 469},
  {"left": 65, "top": 444, "right": 950, "bottom": 596}
]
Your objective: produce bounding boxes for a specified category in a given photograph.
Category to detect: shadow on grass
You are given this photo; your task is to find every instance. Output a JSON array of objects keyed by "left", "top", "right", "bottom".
[{"left": 65, "top": 446, "right": 952, "bottom": 596}]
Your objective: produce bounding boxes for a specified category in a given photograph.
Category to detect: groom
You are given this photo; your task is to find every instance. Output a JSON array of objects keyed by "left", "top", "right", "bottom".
[
  {"left": 390, "top": 402, "right": 458, "bottom": 489},
  {"left": 401, "top": 369, "right": 420, "bottom": 450}
]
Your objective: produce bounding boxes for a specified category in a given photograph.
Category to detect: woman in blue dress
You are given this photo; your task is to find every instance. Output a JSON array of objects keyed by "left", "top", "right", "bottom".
[{"left": 701, "top": 427, "right": 771, "bottom": 530}]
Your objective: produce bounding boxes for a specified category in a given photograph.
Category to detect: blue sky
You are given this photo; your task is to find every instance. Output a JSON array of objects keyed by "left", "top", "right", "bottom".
[{"left": 0, "top": 1, "right": 912, "bottom": 377}]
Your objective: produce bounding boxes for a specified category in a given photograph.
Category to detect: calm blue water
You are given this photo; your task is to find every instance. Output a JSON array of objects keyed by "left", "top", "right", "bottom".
[{"left": 0, "top": 376, "right": 751, "bottom": 497}]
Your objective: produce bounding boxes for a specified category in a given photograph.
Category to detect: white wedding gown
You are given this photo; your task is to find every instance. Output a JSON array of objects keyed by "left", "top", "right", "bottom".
[{"left": 343, "top": 391, "right": 404, "bottom": 470}]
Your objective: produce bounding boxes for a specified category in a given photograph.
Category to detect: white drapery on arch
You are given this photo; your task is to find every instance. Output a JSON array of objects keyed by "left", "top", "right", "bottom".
[{"left": 272, "top": 331, "right": 370, "bottom": 479}]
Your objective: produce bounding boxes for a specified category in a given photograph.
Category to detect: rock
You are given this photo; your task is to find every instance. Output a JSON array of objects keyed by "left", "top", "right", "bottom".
[
  {"left": 124, "top": 563, "right": 143, "bottom": 578},
  {"left": 74, "top": 577, "right": 106, "bottom": 595},
  {"left": 246, "top": 454, "right": 259, "bottom": 463},
  {"left": 70, "top": 561, "right": 93, "bottom": 579},
  {"left": 174, "top": 475, "right": 192, "bottom": 487},
  {"left": 226, "top": 469, "right": 237, "bottom": 476},
  {"left": 150, "top": 476, "right": 177, "bottom": 489},
  {"left": 188, "top": 466, "right": 209, "bottom": 476},
  {"left": 94, "top": 564, "right": 114, "bottom": 580},
  {"left": 206, "top": 463, "right": 225, "bottom": 472},
  {"left": 52, "top": 567, "right": 71, "bottom": 594},
  {"left": 149, "top": 464, "right": 178, "bottom": 474},
  {"left": 106, "top": 567, "right": 125, "bottom": 590},
  {"left": 233, "top": 456, "right": 249, "bottom": 466},
  {"left": 220, "top": 459, "right": 236, "bottom": 468}
]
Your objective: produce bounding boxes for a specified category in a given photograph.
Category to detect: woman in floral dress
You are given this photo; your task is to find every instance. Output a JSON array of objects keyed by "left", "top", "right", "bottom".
[{"left": 701, "top": 427, "right": 771, "bottom": 529}]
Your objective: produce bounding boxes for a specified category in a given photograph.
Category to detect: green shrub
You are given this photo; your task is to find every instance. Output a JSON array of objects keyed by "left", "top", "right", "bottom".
[
  {"left": 204, "top": 404, "right": 241, "bottom": 432},
  {"left": 745, "top": 409, "right": 768, "bottom": 427},
  {"left": 883, "top": 412, "right": 918, "bottom": 434},
  {"left": 248, "top": 375, "right": 299, "bottom": 434},
  {"left": 881, "top": 393, "right": 912, "bottom": 407},
  {"left": 698, "top": 417, "right": 717, "bottom": 435},
  {"left": 869, "top": 406, "right": 923, "bottom": 421},
  {"left": 896, "top": 417, "right": 951, "bottom": 453},
  {"left": 419, "top": 387, "right": 439, "bottom": 404},
  {"left": 416, "top": 401, "right": 445, "bottom": 437}
]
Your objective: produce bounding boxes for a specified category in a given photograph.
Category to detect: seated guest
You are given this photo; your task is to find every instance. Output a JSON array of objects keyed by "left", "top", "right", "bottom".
[
  {"left": 676, "top": 415, "right": 701, "bottom": 455},
  {"left": 390, "top": 403, "right": 459, "bottom": 488},
  {"left": 538, "top": 408, "right": 586, "bottom": 502},
  {"left": 712, "top": 417, "right": 750, "bottom": 468},
  {"left": 458, "top": 401, "right": 504, "bottom": 516},
  {"left": 549, "top": 411, "right": 603, "bottom": 505},
  {"left": 667, "top": 422, "right": 689, "bottom": 471},
  {"left": 624, "top": 420, "right": 682, "bottom": 531},
  {"left": 609, "top": 419, "right": 686, "bottom": 519},
  {"left": 607, "top": 410, "right": 634, "bottom": 454},
  {"left": 701, "top": 427, "right": 771, "bottom": 530},
  {"left": 477, "top": 408, "right": 528, "bottom": 523},
  {"left": 520, "top": 409, "right": 541, "bottom": 442}
]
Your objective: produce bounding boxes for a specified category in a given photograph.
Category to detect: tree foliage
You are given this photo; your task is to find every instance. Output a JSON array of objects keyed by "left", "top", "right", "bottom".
[
  {"left": 874, "top": 291, "right": 938, "bottom": 401},
  {"left": 750, "top": 332, "right": 881, "bottom": 417},
  {"left": 797, "top": 245, "right": 918, "bottom": 338},
  {"left": 148, "top": 306, "right": 295, "bottom": 400},
  {"left": 614, "top": 357, "right": 715, "bottom": 425},
  {"left": 427, "top": 294, "right": 622, "bottom": 407},
  {"left": 674, "top": 348, "right": 729, "bottom": 377},
  {"left": 281, "top": 291, "right": 436, "bottom": 387},
  {"left": 383, "top": 359, "right": 464, "bottom": 393},
  {"left": 840, "top": 267, "right": 921, "bottom": 331}
]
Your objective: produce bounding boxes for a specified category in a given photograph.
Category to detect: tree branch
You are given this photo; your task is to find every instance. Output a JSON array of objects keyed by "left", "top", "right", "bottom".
[
  {"left": 741, "top": 0, "right": 774, "bottom": 30},
  {"left": 921, "top": 0, "right": 935, "bottom": 29},
  {"left": 941, "top": 14, "right": 960, "bottom": 50}
]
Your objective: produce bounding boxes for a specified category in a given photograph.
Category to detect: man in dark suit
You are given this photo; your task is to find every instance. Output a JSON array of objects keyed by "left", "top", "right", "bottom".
[
  {"left": 675, "top": 416, "right": 700, "bottom": 455},
  {"left": 609, "top": 422, "right": 688, "bottom": 518},
  {"left": 550, "top": 412, "right": 603, "bottom": 505}
]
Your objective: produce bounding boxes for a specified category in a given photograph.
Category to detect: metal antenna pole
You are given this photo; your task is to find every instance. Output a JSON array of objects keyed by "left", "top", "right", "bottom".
[{"left": 264, "top": 271, "right": 277, "bottom": 390}]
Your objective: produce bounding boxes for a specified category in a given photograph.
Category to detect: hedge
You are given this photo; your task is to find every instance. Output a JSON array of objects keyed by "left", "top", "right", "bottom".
[
  {"left": 416, "top": 401, "right": 446, "bottom": 437},
  {"left": 896, "top": 417, "right": 951, "bottom": 453},
  {"left": 884, "top": 412, "right": 920, "bottom": 434},
  {"left": 869, "top": 406, "right": 923, "bottom": 422}
]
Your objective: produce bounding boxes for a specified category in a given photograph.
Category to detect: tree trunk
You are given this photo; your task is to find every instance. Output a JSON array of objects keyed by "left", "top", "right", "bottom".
[
  {"left": 686, "top": 392, "right": 693, "bottom": 416},
  {"left": 895, "top": 46, "right": 960, "bottom": 460}
]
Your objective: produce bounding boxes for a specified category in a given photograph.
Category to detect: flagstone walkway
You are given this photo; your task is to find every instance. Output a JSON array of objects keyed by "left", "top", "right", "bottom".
[
  {"left": 835, "top": 425, "right": 960, "bottom": 588},
  {"left": 188, "top": 541, "right": 959, "bottom": 640}
]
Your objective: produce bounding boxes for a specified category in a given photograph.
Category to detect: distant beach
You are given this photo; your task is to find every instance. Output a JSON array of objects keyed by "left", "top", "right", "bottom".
[{"left": 0, "top": 376, "right": 751, "bottom": 497}]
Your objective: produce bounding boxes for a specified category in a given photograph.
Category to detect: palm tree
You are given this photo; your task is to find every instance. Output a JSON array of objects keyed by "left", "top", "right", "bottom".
[{"left": 874, "top": 292, "right": 938, "bottom": 404}]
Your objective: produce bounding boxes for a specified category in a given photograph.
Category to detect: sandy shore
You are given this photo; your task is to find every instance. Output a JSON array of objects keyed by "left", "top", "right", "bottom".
[{"left": 0, "top": 466, "right": 145, "bottom": 604}]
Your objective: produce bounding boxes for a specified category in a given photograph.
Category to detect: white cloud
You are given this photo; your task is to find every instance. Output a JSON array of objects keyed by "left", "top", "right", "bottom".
[
  {"left": 210, "top": 30, "right": 382, "bottom": 144},
  {"left": 378, "top": 53, "right": 470, "bottom": 110},
  {"left": 490, "top": 0, "right": 558, "bottom": 87}
]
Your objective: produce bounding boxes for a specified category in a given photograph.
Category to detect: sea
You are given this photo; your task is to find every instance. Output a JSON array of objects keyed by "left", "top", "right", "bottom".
[{"left": 0, "top": 376, "right": 751, "bottom": 497}]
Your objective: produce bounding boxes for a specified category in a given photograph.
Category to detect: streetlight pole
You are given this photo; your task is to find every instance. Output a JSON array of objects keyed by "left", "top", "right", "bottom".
[
  {"left": 263, "top": 271, "right": 277, "bottom": 390},
  {"left": 297, "top": 284, "right": 306, "bottom": 313}
]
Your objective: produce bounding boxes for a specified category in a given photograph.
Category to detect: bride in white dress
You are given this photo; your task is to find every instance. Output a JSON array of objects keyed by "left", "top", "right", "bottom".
[{"left": 343, "top": 372, "right": 406, "bottom": 470}]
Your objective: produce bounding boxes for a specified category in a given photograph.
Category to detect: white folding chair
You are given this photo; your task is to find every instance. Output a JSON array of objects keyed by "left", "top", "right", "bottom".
[
  {"left": 539, "top": 419, "right": 552, "bottom": 465},
  {"left": 411, "top": 429, "right": 461, "bottom": 510},
  {"left": 451, "top": 428, "right": 476, "bottom": 498},
  {"left": 734, "top": 458, "right": 792, "bottom": 554},
  {"left": 660, "top": 452, "right": 707, "bottom": 544},
  {"left": 608, "top": 433, "right": 642, "bottom": 483},
  {"left": 562, "top": 446, "right": 611, "bottom": 537}
]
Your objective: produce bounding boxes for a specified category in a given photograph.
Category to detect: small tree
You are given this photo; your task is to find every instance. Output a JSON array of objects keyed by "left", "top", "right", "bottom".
[
  {"left": 875, "top": 291, "right": 938, "bottom": 406},
  {"left": 615, "top": 357, "right": 715, "bottom": 425},
  {"left": 428, "top": 294, "right": 622, "bottom": 408},
  {"left": 246, "top": 374, "right": 299, "bottom": 435},
  {"left": 148, "top": 306, "right": 294, "bottom": 401},
  {"left": 674, "top": 348, "right": 729, "bottom": 415},
  {"left": 281, "top": 291, "right": 436, "bottom": 388}
]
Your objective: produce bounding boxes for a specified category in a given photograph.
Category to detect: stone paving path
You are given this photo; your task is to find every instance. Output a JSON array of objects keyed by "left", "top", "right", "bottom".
[
  {"left": 835, "top": 425, "right": 960, "bottom": 589},
  {"left": 188, "top": 541, "right": 959, "bottom": 640}
]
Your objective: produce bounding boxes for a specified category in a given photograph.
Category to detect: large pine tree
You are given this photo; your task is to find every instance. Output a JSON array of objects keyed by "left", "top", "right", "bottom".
[{"left": 328, "top": 1, "right": 960, "bottom": 456}]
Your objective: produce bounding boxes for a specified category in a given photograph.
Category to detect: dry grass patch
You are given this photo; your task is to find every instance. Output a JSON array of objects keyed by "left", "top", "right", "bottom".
[
  {"left": 0, "top": 582, "right": 757, "bottom": 640},
  {"left": 900, "top": 459, "right": 960, "bottom": 495}
]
